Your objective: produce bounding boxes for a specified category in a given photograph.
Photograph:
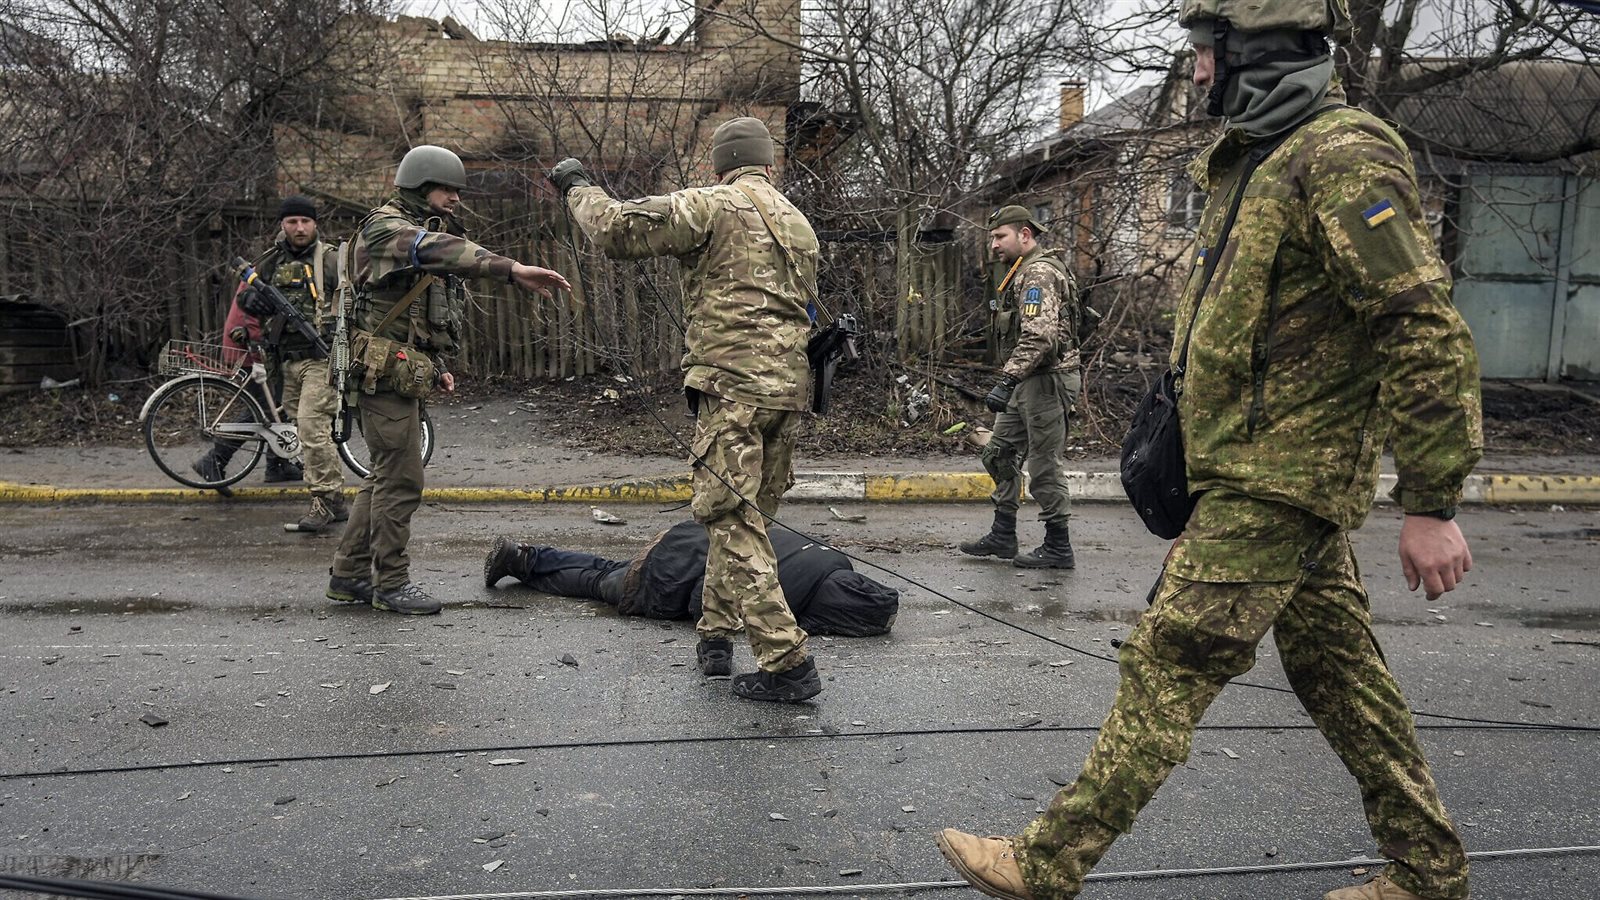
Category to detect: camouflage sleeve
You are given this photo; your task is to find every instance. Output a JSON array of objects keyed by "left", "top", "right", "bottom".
[
  {"left": 1001, "top": 262, "right": 1066, "bottom": 380},
  {"left": 1308, "top": 123, "right": 1484, "bottom": 512},
  {"left": 567, "top": 185, "right": 714, "bottom": 261},
  {"left": 362, "top": 215, "right": 515, "bottom": 282}
]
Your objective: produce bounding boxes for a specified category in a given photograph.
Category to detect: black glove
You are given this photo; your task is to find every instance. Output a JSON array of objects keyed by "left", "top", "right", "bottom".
[
  {"left": 238, "top": 287, "right": 273, "bottom": 318},
  {"left": 985, "top": 376, "right": 1019, "bottom": 413},
  {"left": 547, "top": 158, "right": 594, "bottom": 199}
]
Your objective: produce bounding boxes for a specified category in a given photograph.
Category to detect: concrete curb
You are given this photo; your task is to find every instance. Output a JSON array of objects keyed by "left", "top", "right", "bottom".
[{"left": 2, "top": 472, "right": 1598, "bottom": 506}]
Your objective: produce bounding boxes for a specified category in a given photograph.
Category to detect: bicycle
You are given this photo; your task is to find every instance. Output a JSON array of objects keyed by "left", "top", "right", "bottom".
[{"left": 140, "top": 338, "right": 436, "bottom": 492}]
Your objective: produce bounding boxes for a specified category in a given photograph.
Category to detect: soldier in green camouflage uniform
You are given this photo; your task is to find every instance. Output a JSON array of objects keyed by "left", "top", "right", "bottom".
[
  {"left": 936, "top": 2, "right": 1482, "bottom": 898},
  {"left": 552, "top": 116, "right": 823, "bottom": 703},
  {"left": 960, "top": 205, "right": 1082, "bottom": 569},
  {"left": 327, "top": 145, "right": 570, "bottom": 616}
]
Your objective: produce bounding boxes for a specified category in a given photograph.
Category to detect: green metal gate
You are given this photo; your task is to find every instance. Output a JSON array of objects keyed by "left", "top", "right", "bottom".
[{"left": 1451, "top": 174, "right": 1600, "bottom": 381}]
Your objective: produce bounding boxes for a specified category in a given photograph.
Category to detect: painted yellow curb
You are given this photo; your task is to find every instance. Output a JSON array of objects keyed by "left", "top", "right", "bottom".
[
  {"left": 865, "top": 472, "right": 996, "bottom": 501},
  {"left": 1480, "top": 474, "right": 1600, "bottom": 505},
  {"left": 0, "top": 478, "right": 696, "bottom": 505}
]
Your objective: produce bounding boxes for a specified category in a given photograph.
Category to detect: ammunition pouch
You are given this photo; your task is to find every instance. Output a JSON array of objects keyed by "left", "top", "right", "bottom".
[
  {"left": 349, "top": 330, "right": 437, "bottom": 400},
  {"left": 806, "top": 313, "right": 859, "bottom": 414}
]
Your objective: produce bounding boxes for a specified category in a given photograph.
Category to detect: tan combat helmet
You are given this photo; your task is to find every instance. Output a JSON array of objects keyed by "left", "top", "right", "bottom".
[{"left": 395, "top": 145, "right": 469, "bottom": 190}]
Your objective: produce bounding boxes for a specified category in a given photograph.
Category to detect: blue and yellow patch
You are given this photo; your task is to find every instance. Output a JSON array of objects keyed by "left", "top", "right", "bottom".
[
  {"left": 1195, "top": 247, "right": 1208, "bottom": 266},
  {"left": 1362, "top": 199, "right": 1397, "bottom": 228},
  {"left": 1021, "top": 286, "right": 1043, "bottom": 317}
]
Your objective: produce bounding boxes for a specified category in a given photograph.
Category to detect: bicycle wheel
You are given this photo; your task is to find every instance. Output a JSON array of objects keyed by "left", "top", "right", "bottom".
[
  {"left": 143, "top": 376, "right": 269, "bottom": 490},
  {"left": 337, "top": 406, "right": 436, "bottom": 479}
]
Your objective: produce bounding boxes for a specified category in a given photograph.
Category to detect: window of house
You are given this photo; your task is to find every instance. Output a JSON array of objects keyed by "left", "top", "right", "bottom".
[
  {"left": 1032, "top": 202, "right": 1053, "bottom": 231},
  {"left": 1167, "top": 174, "right": 1204, "bottom": 231}
]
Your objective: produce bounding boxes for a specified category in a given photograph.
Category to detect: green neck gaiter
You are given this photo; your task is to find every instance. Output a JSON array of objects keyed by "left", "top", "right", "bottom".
[{"left": 1212, "top": 29, "right": 1335, "bottom": 138}]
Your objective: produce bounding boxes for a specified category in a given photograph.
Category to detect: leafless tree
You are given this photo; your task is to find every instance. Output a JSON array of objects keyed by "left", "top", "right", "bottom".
[{"left": 0, "top": 0, "right": 396, "bottom": 383}]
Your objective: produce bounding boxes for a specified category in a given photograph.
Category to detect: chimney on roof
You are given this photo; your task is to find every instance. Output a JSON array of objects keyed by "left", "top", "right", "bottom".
[{"left": 1060, "top": 80, "right": 1086, "bottom": 132}]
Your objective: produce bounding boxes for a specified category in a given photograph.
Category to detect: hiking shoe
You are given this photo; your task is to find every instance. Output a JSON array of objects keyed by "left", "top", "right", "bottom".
[
  {"left": 326, "top": 571, "right": 373, "bottom": 604},
  {"left": 731, "top": 657, "right": 821, "bottom": 703},
  {"left": 696, "top": 638, "right": 733, "bottom": 678},
  {"left": 1014, "top": 522, "right": 1074, "bottom": 569},
  {"left": 372, "top": 582, "right": 442, "bottom": 616},
  {"left": 959, "top": 531, "right": 1018, "bottom": 559},
  {"left": 1324, "top": 873, "right": 1429, "bottom": 900},
  {"left": 296, "top": 494, "right": 340, "bottom": 533},
  {"left": 264, "top": 458, "right": 304, "bottom": 483},
  {"left": 484, "top": 535, "right": 524, "bottom": 588},
  {"left": 934, "top": 829, "right": 1034, "bottom": 900}
]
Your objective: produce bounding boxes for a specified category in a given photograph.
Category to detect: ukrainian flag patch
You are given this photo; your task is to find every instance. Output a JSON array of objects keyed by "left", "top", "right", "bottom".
[
  {"left": 1195, "top": 247, "right": 1208, "bottom": 266},
  {"left": 1363, "top": 199, "right": 1397, "bottom": 228}
]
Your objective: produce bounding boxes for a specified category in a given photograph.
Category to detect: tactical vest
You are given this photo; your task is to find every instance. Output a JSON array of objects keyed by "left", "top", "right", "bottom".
[
  {"left": 999, "top": 251, "right": 1077, "bottom": 356},
  {"left": 353, "top": 214, "right": 465, "bottom": 358},
  {"left": 260, "top": 241, "right": 335, "bottom": 357}
]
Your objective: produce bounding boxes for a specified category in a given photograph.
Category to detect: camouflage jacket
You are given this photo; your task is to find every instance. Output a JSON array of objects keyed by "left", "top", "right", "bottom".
[
  {"left": 569, "top": 167, "right": 816, "bottom": 412},
  {"left": 1175, "top": 103, "right": 1483, "bottom": 529},
  {"left": 999, "top": 246, "right": 1080, "bottom": 381},
  {"left": 351, "top": 193, "right": 515, "bottom": 365},
  {"left": 256, "top": 236, "right": 338, "bottom": 356}
]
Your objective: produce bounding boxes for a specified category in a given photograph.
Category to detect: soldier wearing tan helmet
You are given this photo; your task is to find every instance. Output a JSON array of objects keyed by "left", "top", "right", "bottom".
[
  {"left": 326, "top": 145, "right": 570, "bottom": 616},
  {"left": 960, "top": 204, "right": 1084, "bottom": 569},
  {"left": 934, "top": 1, "right": 1482, "bottom": 898},
  {"left": 549, "top": 116, "right": 823, "bottom": 703}
]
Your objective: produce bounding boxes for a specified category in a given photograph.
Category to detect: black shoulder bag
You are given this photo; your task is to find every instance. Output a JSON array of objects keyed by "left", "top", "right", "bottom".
[{"left": 1119, "top": 117, "right": 1325, "bottom": 539}]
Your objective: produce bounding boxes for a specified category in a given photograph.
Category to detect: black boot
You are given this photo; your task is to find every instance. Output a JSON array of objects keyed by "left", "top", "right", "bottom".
[
  {"left": 959, "top": 510, "right": 1018, "bottom": 559},
  {"left": 696, "top": 638, "right": 733, "bottom": 678},
  {"left": 264, "top": 457, "right": 304, "bottom": 483},
  {"left": 372, "top": 582, "right": 443, "bottom": 615},
  {"left": 732, "top": 657, "right": 822, "bottom": 703},
  {"left": 483, "top": 535, "right": 529, "bottom": 588},
  {"left": 1015, "top": 521, "right": 1075, "bottom": 569}
]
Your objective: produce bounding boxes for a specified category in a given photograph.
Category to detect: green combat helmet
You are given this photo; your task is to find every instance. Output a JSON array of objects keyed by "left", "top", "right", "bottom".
[
  {"left": 711, "top": 117, "right": 776, "bottom": 174},
  {"left": 395, "top": 145, "right": 469, "bottom": 190},
  {"left": 1180, "top": 0, "right": 1351, "bottom": 117}
]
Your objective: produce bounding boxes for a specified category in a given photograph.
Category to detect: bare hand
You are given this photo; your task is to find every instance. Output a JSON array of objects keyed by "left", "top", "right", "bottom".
[
  {"left": 511, "top": 263, "right": 571, "bottom": 298},
  {"left": 1398, "top": 515, "right": 1472, "bottom": 601},
  {"left": 439, "top": 371, "right": 456, "bottom": 394}
]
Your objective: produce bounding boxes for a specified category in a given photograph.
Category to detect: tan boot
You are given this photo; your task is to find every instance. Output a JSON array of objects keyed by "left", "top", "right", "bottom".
[
  {"left": 934, "top": 829, "right": 1035, "bottom": 900},
  {"left": 1324, "top": 873, "right": 1430, "bottom": 900}
]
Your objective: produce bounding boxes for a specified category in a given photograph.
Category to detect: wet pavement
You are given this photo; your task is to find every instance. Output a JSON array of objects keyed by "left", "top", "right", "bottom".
[{"left": 1, "top": 501, "right": 1598, "bottom": 899}]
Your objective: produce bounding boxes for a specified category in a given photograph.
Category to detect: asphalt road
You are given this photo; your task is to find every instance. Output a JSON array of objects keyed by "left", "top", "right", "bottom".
[{"left": 1, "top": 501, "right": 1597, "bottom": 900}]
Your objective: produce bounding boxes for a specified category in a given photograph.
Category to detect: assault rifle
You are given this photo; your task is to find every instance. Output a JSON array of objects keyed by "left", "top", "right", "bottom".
[
  {"left": 232, "top": 257, "right": 330, "bottom": 360},
  {"left": 330, "top": 243, "right": 353, "bottom": 442},
  {"left": 807, "top": 313, "right": 859, "bottom": 414}
]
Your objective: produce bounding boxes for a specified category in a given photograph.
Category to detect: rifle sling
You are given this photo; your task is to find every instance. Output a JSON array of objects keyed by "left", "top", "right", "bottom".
[
  {"left": 370, "top": 274, "right": 436, "bottom": 340},
  {"left": 732, "top": 182, "right": 822, "bottom": 314}
]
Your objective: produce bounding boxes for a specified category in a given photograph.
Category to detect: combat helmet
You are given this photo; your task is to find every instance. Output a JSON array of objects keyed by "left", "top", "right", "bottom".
[
  {"left": 1180, "top": 0, "right": 1351, "bottom": 116},
  {"left": 395, "top": 145, "right": 469, "bottom": 190}
]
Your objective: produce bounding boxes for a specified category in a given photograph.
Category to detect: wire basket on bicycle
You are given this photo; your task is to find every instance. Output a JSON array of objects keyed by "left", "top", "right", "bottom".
[{"left": 157, "top": 340, "right": 235, "bottom": 377}]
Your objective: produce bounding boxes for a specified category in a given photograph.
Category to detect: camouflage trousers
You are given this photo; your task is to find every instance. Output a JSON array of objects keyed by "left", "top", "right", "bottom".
[
  {"left": 279, "top": 357, "right": 343, "bottom": 496},
  {"left": 1015, "top": 490, "right": 1469, "bottom": 900},
  {"left": 331, "top": 390, "right": 424, "bottom": 592},
  {"left": 985, "top": 371, "right": 1077, "bottom": 525},
  {"left": 691, "top": 395, "right": 808, "bottom": 673}
]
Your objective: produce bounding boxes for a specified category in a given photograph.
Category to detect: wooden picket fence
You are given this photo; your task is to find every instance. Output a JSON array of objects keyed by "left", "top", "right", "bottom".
[{"left": 0, "top": 199, "right": 972, "bottom": 389}]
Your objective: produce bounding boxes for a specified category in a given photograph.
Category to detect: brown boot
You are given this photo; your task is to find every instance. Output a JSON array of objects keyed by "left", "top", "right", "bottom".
[
  {"left": 1324, "top": 873, "right": 1429, "bottom": 900},
  {"left": 934, "top": 829, "right": 1034, "bottom": 900}
]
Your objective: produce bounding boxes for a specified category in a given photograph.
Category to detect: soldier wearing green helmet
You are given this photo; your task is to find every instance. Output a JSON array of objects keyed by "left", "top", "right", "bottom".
[
  {"left": 549, "top": 116, "right": 823, "bottom": 704},
  {"left": 326, "top": 144, "right": 571, "bottom": 616},
  {"left": 959, "top": 203, "right": 1084, "bottom": 569},
  {"left": 935, "top": 1, "right": 1482, "bottom": 898}
]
